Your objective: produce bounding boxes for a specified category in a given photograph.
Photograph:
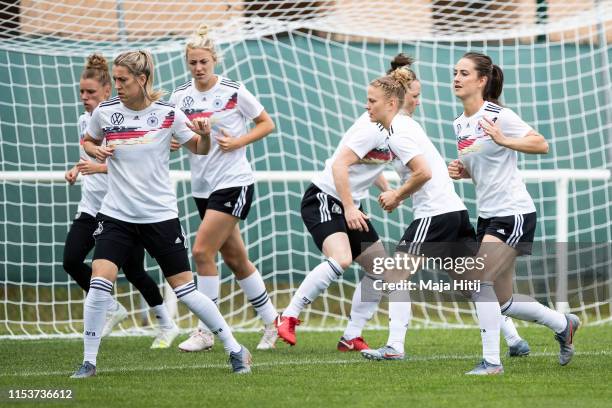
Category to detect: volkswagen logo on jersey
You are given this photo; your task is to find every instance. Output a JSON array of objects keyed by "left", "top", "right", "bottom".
[
  {"left": 147, "top": 114, "right": 159, "bottom": 127},
  {"left": 111, "top": 112, "right": 124, "bottom": 126},
  {"left": 182, "top": 96, "right": 194, "bottom": 109},
  {"left": 213, "top": 97, "right": 223, "bottom": 109}
]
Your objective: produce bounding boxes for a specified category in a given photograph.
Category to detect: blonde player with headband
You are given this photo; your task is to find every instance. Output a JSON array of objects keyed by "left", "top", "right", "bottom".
[
  {"left": 170, "top": 25, "right": 278, "bottom": 352},
  {"left": 71, "top": 49, "right": 251, "bottom": 378}
]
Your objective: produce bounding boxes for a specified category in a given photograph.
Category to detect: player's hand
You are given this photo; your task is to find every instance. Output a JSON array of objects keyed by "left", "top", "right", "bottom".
[
  {"left": 93, "top": 145, "right": 114, "bottom": 162},
  {"left": 187, "top": 117, "right": 211, "bottom": 137},
  {"left": 448, "top": 159, "right": 469, "bottom": 180},
  {"left": 344, "top": 206, "right": 369, "bottom": 232},
  {"left": 480, "top": 116, "right": 507, "bottom": 146},
  {"left": 76, "top": 158, "right": 105, "bottom": 175},
  {"left": 215, "top": 129, "right": 243, "bottom": 153},
  {"left": 64, "top": 167, "right": 78, "bottom": 185},
  {"left": 378, "top": 190, "right": 401, "bottom": 213},
  {"left": 170, "top": 137, "right": 181, "bottom": 152}
]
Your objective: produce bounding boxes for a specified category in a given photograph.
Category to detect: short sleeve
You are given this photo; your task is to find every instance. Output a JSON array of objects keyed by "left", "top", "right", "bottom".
[
  {"left": 85, "top": 107, "right": 104, "bottom": 140},
  {"left": 389, "top": 125, "right": 424, "bottom": 166},
  {"left": 498, "top": 108, "right": 532, "bottom": 139},
  {"left": 171, "top": 108, "right": 194, "bottom": 144},
  {"left": 237, "top": 85, "right": 264, "bottom": 120},
  {"left": 168, "top": 91, "right": 178, "bottom": 106},
  {"left": 344, "top": 125, "right": 383, "bottom": 159}
]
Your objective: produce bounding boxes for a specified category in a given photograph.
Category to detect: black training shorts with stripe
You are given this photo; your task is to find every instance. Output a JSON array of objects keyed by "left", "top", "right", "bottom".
[
  {"left": 396, "top": 210, "right": 477, "bottom": 258},
  {"left": 476, "top": 212, "right": 537, "bottom": 255},
  {"left": 300, "top": 183, "right": 379, "bottom": 260},
  {"left": 193, "top": 184, "right": 254, "bottom": 220}
]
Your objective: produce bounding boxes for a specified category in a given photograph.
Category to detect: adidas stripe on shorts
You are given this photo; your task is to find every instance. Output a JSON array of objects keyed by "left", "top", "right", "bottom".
[
  {"left": 300, "top": 183, "right": 379, "bottom": 260},
  {"left": 193, "top": 184, "right": 254, "bottom": 220},
  {"left": 476, "top": 212, "right": 537, "bottom": 255}
]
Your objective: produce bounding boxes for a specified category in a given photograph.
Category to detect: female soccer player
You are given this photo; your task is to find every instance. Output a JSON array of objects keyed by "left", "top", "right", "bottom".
[
  {"left": 448, "top": 52, "right": 579, "bottom": 374},
  {"left": 71, "top": 50, "right": 251, "bottom": 378},
  {"left": 340, "top": 54, "right": 530, "bottom": 359},
  {"left": 169, "top": 25, "right": 278, "bottom": 352},
  {"left": 63, "top": 54, "right": 178, "bottom": 348},
  {"left": 275, "top": 69, "right": 415, "bottom": 346}
]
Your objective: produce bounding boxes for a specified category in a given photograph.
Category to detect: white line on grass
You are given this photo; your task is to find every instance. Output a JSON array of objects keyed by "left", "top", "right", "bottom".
[{"left": 2, "top": 350, "right": 611, "bottom": 378}]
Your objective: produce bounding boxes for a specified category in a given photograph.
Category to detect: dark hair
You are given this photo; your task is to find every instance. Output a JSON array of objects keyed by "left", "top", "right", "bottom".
[
  {"left": 462, "top": 52, "right": 503, "bottom": 105},
  {"left": 81, "top": 53, "right": 111, "bottom": 87},
  {"left": 387, "top": 53, "right": 415, "bottom": 74}
]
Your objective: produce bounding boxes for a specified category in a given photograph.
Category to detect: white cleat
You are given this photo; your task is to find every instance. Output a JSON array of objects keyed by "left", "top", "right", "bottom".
[
  {"left": 178, "top": 328, "right": 214, "bottom": 352},
  {"left": 101, "top": 302, "right": 128, "bottom": 337},
  {"left": 150, "top": 324, "right": 180, "bottom": 349},
  {"left": 256, "top": 324, "right": 278, "bottom": 350}
]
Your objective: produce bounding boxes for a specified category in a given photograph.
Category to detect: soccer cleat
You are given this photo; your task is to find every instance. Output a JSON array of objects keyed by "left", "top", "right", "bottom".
[
  {"left": 178, "top": 329, "right": 214, "bottom": 352},
  {"left": 229, "top": 345, "right": 252, "bottom": 374},
  {"left": 555, "top": 313, "right": 581, "bottom": 366},
  {"left": 256, "top": 323, "right": 278, "bottom": 350},
  {"left": 275, "top": 315, "right": 300, "bottom": 346},
  {"left": 465, "top": 359, "right": 504, "bottom": 375},
  {"left": 101, "top": 302, "right": 128, "bottom": 337},
  {"left": 337, "top": 336, "right": 370, "bottom": 352},
  {"left": 70, "top": 361, "right": 96, "bottom": 378},
  {"left": 150, "top": 324, "right": 180, "bottom": 349},
  {"left": 508, "top": 339, "right": 531, "bottom": 357},
  {"left": 361, "top": 345, "right": 405, "bottom": 361}
]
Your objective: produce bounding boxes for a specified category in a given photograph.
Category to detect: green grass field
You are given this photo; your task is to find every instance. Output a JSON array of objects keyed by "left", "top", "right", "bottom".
[{"left": 1, "top": 325, "right": 611, "bottom": 408}]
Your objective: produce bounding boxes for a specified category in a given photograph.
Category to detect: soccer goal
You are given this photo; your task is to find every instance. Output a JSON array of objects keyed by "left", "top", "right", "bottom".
[{"left": 1, "top": 1, "right": 610, "bottom": 338}]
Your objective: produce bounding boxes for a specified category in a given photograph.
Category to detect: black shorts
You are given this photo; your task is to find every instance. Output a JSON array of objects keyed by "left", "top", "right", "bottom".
[
  {"left": 476, "top": 212, "right": 537, "bottom": 255},
  {"left": 193, "top": 184, "right": 254, "bottom": 220},
  {"left": 92, "top": 213, "right": 190, "bottom": 277},
  {"left": 300, "top": 184, "right": 379, "bottom": 260},
  {"left": 396, "top": 210, "right": 477, "bottom": 258}
]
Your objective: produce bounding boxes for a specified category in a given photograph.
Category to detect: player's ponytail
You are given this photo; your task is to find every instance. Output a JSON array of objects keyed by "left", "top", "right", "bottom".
[
  {"left": 81, "top": 53, "right": 110, "bottom": 88},
  {"left": 387, "top": 53, "right": 415, "bottom": 74},
  {"left": 114, "top": 50, "right": 164, "bottom": 103},
  {"left": 185, "top": 23, "right": 220, "bottom": 62},
  {"left": 463, "top": 52, "right": 504, "bottom": 105}
]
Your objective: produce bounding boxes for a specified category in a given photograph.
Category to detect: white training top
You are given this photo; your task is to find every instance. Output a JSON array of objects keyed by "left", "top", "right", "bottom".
[
  {"left": 86, "top": 96, "right": 195, "bottom": 223},
  {"left": 389, "top": 114, "right": 466, "bottom": 220},
  {"left": 454, "top": 101, "right": 536, "bottom": 218},
  {"left": 313, "top": 112, "right": 393, "bottom": 206},
  {"left": 77, "top": 111, "right": 107, "bottom": 217},
  {"left": 169, "top": 76, "right": 264, "bottom": 198}
]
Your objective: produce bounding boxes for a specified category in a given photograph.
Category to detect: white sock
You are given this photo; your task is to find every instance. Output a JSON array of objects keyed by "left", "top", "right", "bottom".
[
  {"left": 196, "top": 275, "right": 219, "bottom": 332},
  {"left": 106, "top": 297, "right": 119, "bottom": 313},
  {"left": 283, "top": 258, "right": 343, "bottom": 318},
  {"left": 343, "top": 278, "right": 381, "bottom": 340},
  {"left": 500, "top": 315, "right": 522, "bottom": 347},
  {"left": 386, "top": 289, "right": 411, "bottom": 354},
  {"left": 501, "top": 294, "right": 567, "bottom": 333},
  {"left": 83, "top": 277, "right": 113, "bottom": 366},
  {"left": 237, "top": 270, "right": 277, "bottom": 325},
  {"left": 174, "top": 281, "right": 241, "bottom": 354},
  {"left": 151, "top": 304, "right": 175, "bottom": 330},
  {"left": 472, "top": 282, "right": 501, "bottom": 365}
]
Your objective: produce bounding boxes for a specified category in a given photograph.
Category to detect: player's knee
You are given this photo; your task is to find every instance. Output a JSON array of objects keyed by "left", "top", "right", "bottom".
[
  {"left": 331, "top": 254, "right": 352, "bottom": 270},
  {"left": 192, "top": 244, "right": 216, "bottom": 264}
]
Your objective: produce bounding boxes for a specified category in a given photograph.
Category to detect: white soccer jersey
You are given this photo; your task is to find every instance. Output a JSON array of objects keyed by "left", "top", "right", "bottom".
[
  {"left": 389, "top": 115, "right": 466, "bottom": 220},
  {"left": 77, "top": 111, "right": 107, "bottom": 217},
  {"left": 170, "top": 76, "right": 264, "bottom": 198},
  {"left": 313, "top": 112, "right": 393, "bottom": 206},
  {"left": 86, "top": 96, "right": 195, "bottom": 223},
  {"left": 454, "top": 101, "right": 536, "bottom": 218}
]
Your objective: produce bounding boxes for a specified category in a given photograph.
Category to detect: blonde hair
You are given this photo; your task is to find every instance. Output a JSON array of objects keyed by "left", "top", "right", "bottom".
[
  {"left": 185, "top": 24, "right": 219, "bottom": 61},
  {"left": 81, "top": 53, "right": 110, "bottom": 87},
  {"left": 113, "top": 50, "right": 164, "bottom": 102},
  {"left": 370, "top": 68, "right": 415, "bottom": 106}
]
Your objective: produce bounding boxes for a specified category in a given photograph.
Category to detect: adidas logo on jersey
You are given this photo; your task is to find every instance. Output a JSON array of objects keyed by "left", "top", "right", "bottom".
[
  {"left": 497, "top": 228, "right": 505, "bottom": 235},
  {"left": 224, "top": 201, "right": 232, "bottom": 208},
  {"left": 331, "top": 203, "right": 342, "bottom": 214}
]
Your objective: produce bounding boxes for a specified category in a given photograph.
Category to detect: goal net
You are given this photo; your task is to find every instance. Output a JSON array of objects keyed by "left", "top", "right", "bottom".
[{"left": 1, "top": 0, "right": 611, "bottom": 337}]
